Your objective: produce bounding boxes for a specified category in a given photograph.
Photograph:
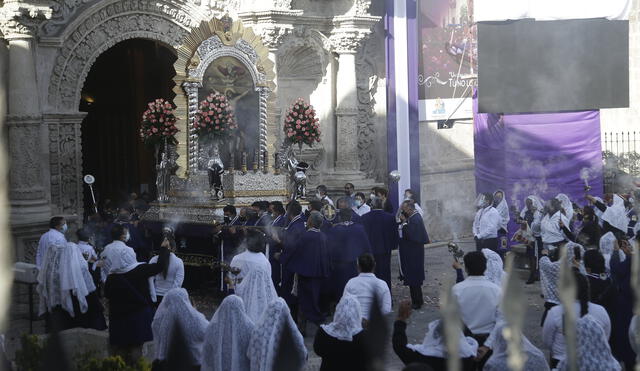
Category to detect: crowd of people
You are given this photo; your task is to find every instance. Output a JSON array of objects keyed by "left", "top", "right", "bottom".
[{"left": 33, "top": 182, "right": 640, "bottom": 370}]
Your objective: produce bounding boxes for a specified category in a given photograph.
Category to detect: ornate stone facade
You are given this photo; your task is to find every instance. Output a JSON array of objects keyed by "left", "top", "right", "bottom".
[{"left": 1, "top": 0, "right": 387, "bottom": 252}]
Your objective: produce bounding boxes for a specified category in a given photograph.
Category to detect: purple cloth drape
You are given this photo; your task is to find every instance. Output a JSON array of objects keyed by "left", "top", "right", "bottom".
[{"left": 473, "top": 90, "right": 603, "bottom": 227}]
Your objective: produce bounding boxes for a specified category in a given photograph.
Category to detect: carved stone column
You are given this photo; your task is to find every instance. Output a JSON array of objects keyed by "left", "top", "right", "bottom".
[
  {"left": 2, "top": 4, "right": 53, "bottom": 223},
  {"left": 332, "top": 32, "right": 368, "bottom": 172}
]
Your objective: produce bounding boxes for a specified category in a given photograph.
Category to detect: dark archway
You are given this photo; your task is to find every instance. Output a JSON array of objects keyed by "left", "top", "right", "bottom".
[{"left": 80, "top": 39, "right": 176, "bottom": 213}]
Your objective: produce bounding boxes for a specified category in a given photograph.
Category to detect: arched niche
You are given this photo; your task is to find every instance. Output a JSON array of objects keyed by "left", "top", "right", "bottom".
[{"left": 173, "top": 16, "right": 276, "bottom": 177}]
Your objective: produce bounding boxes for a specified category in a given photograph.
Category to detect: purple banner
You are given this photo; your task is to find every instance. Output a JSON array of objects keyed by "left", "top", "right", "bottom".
[{"left": 473, "top": 90, "right": 603, "bottom": 214}]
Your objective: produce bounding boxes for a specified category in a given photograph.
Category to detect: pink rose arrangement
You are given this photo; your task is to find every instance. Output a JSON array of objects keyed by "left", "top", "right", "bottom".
[
  {"left": 193, "top": 93, "right": 237, "bottom": 138},
  {"left": 139, "top": 98, "right": 179, "bottom": 146},
  {"left": 283, "top": 98, "right": 321, "bottom": 147}
]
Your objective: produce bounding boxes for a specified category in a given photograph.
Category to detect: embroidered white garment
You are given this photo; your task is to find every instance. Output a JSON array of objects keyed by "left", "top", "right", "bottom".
[
  {"left": 539, "top": 242, "right": 585, "bottom": 305},
  {"left": 601, "top": 194, "right": 630, "bottom": 233},
  {"left": 320, "top": 294, "right": 363, "bottom": 341},
  {"left": 482, "top": 248, "right": 505, "bottom": 287},
  {"left": 235, "top": 266, "right": 278, "bottom": 323},
  {"left": 406, "top": 319, "right": 478, "bottom": 358},
  {"left": 37, "top": 242, "right": 96, "bottom": 317},
  {"left": 76, "top": 241, "right": 98, "bottom": 261},
  {"left": 151, "top": 288, "right": 208, "bottom": 363},
  {"left": 201, "top": 295, "right": 254, "bottom": 371},
  {"left": 100, "top": 240, "right": 134, "bottom": 282},
  {"left": 556, "top": 314, "right": 621, "bottom": 371},
  {"left": 247, "top": 297, "right": 307, "bottom": 371},
  {"left": 484, "top": 324, "right": 549, "bottom": 371},
  {"left": 555, "top": 193, "right": 574, "bottom": 223},
  {"left": 36, "top": 229, "right": 67, "bottom": 268},
  {"left": 493, "top": 190, "right": 510, "bottom": 231}
]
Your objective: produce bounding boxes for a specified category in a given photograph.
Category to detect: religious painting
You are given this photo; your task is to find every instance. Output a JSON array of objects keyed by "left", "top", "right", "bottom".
[
  {"left": 418, "top": 0, "right": 476, "bottom": 121},
  {"left": 199, "top": 56, "right": 259, "bottom": 168}
]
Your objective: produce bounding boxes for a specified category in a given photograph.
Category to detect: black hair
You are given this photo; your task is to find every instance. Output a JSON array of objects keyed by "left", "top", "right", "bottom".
[
  {"left": 49, "top": 216, "right": 65, "bottom": 229},
  {"left": 345, "top": 182, "right": 355, "bottom": 189},
  {"left": 574, "top": 269, "right": 590, "bottom": 317},
  {"left": 358, "top": 253, "right": 376, "bottom": 273},
  {"left": 317, "top": 184, "right": 328, "bottom": 194},
  {"left": 223, "top": 204, "right": 237, "bottom": 215},
  {"left": 483, "top": 193, "right": 494, "bottom": 207},
  {"left": 463, "top": 251, "right": 487, "bottom": 276},
  {"left": 338, "top": 208, "right": 352, "bottom": 222},
  {"left": 251, "top": 201, "right": 261, "bottom": 208},
  {"left": 583, "top": 249, "right": 606, "bottom": 274},
  {"left": 76, "top": 228, "right": 91, "bottom": 242},
  {"left": 336, "top": 197, "right": 350, "bottom": 209},
  {"left": 371, "top": 197, "right": 384, "bottom": 210},
  {"left": 355, "top": 192, "right": 366, "bottom": 200},
  {"left": 270, "top": 201, "right": 285, "bottom": 215},
  {"left": 309, "top": 200, "right": 323, "bottom": 212},
  {"left": 110, "top": 224, "right": 127, "bottom": 241},
  {"left": 375, "top": 187, "right": 388, "bottom": 197},
  {"left": 245, "top": 229, "right": 266, "bottom": 253},
  {"left": 286, "top": 200, "right": 302, "bottom": 216},
  {"left": 259, "top": 201, "right": 270, "bottom": 211}
]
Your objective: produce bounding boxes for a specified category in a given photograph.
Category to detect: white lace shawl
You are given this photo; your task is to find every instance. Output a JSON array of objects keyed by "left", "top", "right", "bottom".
[
  {"left": 520, "top": 195, "right": 544, "bottom": 219},
  {"left": 37, "top": 242, "right": 96, "bottom": 317},
  {"left": 482, "top": 248, "right": 506, "bottom": 287},
  {"left": 601, "top": 194, "right": 629, "bottom": 233},
  {"left": 235, "top": 266, "right": 278, "bottom": 323},
  {"left": 201, "top": 295, "right": 254, "bottom": 371},
  {"left": 247, "top": 298, "right": 307, "bottom": 371},
  {"left": 100, "top": 240, "right": 134, "bottom": 281},
  {"left": 406, "top": 319, "right": 478, "bottom": 358},
  {"left": 483, "top": 324, "right": 550, "bottom": 371},
  {"left": 320, "top": 294, "right": 363, "bottom": 341},
  {"left": 556, "top": 314, "right": 621, "bottom": 371},
  {"left": 539, "top": 242, "right": 586, "bottom": 304},
  {"left": 555, "top": 193, "right": 574, "bottom": 223},
  {"left": 104, "top": 243, "right": 156, "bottom": 302},
  {"left": 493, "top": 190, "right": 510, "bottom": 230},
  {"left": 151, "top": 288, "right": 208, "bottom": 364},
  {"left": 599, "top": 231, "right": 625, "bottom": 271}
]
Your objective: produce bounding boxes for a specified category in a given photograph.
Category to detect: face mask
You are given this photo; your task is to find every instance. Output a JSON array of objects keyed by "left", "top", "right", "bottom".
[
  {"left": 316, "top": 192, "right": 322, "bottom": 199},
  {"left": 124, "top": 231, "right": 130, "bottom": 242},
  {"left": 355, "top": 200, "right": 363, "bottom": 207},
  {"left": 404, "top": 193, "right": 412, "bottom": 200},
  {"left": 61, "top": 224, "right": 68, "bottom": 234},
  {"left": 223, "top": 216, "right": 231, "bottom": 224},
  {"left": 370, "top": 193, "right": 376, "bottom": 200}
]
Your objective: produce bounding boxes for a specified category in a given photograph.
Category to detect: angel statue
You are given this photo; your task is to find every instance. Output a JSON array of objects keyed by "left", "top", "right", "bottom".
[
  {"left": 156, "top": 151, "right": 171, "bottom": 203},
  {"left": 283, "top": 145, "right": 308, "bottom": 200}
]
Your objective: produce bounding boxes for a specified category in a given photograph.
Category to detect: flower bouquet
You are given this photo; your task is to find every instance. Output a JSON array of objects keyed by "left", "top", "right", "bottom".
[
  {"left": 283, "top": 98, "right": 321, "bottom": 149},
  {"left": 139, "top": 98, "right": 179, "bottom": 147},
  {"left": 193, "top": 93, "right": 237, "bottom": 139}
]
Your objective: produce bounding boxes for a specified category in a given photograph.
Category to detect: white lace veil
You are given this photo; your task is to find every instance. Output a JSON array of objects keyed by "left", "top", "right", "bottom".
[
  {"left": 555, "top": 193, "right": 574, "bottom": 222},
  {"left": 601, "top": 194, "right": 629, "bottom": 233},
  {"left": 483, "top": 324, "right": 550, "bottom": 371},
  {"left": 406, "top": 319, "right": 478, "bottom": 358},
  {"left": 37, "top": 241, "right": 96, "bottom": 317},
  {"left": 520, "top": 195, "right": 544, "bottom": 219},
  {"left": 100, "top": 241, "right": 134, "bottom": 282},
  {"left": 151, "top": 288, "right": 208, "bottom": 364},
  {"left": 482, "top": 248, "right": 505, "bottom": 287},
  {"left": 201, "top": 295, "right": 254, "bottom": 371},
  {"left": 104, "top": 245, "right": 156, "bottom": 302},
  {"left": 247, "top": 297, "right": 307, "bottom": 371},
  {"left": 320, "top": 294, "right": 363, "bottom": 341},
  {"left": 493, "top": 190, "right": 510, "bottom": 229},
  {"left": 235, "top": 266, "right": 278, "bottom": 323},
  {"left": 556, "top": 314, "right": 621, "bottom": 371}
]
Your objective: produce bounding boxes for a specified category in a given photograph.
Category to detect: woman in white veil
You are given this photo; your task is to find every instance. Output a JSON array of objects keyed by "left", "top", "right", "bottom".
[
  {"left": 556, "top": 314, "right": 621, "bottom": 371},
  {"left": 481, "top": 248, "right": 505, "bottom": 287},
  {"left": 37, "top": 240, "right": 97, "bottom": 332},
  {"left": 484, "top": 324, "right": 549, "bottom": 371},
  {"left": 152, "top": 288, "right": 208, "bottom": 368},
  {"left": 555, "top": 193, "right": 574, "bottom": 224},
  {"left": 235, "top": 266, "right": 278, "bottom": 323},
  {"left": 201, "top": 295, "right": 254, "bottom": 371},
  {"left": 492, "top": 190, "right": 510, "bottom": 234},
  {"left": 247, "top": 297, "right": 307, "bottom": 371}
]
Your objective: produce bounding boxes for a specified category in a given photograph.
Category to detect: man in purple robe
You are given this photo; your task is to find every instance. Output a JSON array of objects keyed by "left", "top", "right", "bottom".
[
  {"left": 337, "top": 197, "right": 362, "bottom": 224},
  {"left": 276, "top": 201, "right": 306, "bottom": 306},
  {"left": 398, "top": 200, "right": 429, "bottom": 309},
  {"left": 361, "top": 197, "right": 399, "bottom": 291},
  {"left": 282, "top": 211, "right": 330, "bottom": 327},
  {"left": 325, "top": 208, "right": 372, "bottom": 303}
]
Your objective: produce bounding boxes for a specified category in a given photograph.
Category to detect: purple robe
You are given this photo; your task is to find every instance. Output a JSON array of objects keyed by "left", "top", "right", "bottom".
[
  {"left": 325, "top": 222, "right": 372, "bottom": 299},
  {"left": 279, "top": 215, "right": 306, "bottom": 304},
  {"left": 361, "top": 210, "right": 399, "bottom": 289},
  {"left": 399, "top": 213, "right": 429, "bottom": 286}
]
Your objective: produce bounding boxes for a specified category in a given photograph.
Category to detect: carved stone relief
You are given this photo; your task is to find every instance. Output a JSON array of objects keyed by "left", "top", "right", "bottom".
[
  {"left": 356, "top": 31, "right": 381, "bottom": 181},
  {"left": 47, "top": 1, "right": 194, "bottom": 111},
  {"left": 7, "top": 118, "right": 45, "bottom": 201}
]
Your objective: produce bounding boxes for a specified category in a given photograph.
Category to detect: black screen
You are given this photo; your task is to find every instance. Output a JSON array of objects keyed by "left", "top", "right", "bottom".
[{"left": 478, "top": 18, "right": 628, "bottom": 113}]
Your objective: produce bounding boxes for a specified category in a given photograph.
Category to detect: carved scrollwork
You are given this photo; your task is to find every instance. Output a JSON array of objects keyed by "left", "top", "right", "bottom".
[
  {"left": 47, "top": 115, "right": 84, "bottom": 215},
  {"left": 7, "top": 118, "right": 45, "bottom": 201},
  {"left": 47, "top": 1, "right": 199, "bottom": 112}
]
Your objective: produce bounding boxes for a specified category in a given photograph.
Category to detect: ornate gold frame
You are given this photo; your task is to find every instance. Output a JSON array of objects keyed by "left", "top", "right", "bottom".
[{"left": 172, "top": 16, "right": 276, "bottom": 177}]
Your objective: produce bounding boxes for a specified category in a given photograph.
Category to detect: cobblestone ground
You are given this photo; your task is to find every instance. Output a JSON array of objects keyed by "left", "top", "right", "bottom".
[{"left": 6, "top": 239, "right": 547, "bottom": 370}]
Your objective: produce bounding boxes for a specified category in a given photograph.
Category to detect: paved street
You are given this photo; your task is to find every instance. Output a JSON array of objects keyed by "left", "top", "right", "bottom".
[{"left": 303, "top": 239, "right": 547, "bottom": 370}]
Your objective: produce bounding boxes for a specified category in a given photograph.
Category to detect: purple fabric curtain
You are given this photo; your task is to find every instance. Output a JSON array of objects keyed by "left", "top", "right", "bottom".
[{"left": 473, "top": 90, "right": 603, "bottom": 214}]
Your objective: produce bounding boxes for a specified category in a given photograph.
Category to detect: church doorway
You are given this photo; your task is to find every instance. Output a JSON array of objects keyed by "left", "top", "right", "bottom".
[{"left": 80, "top": 39, "right": 177, "bottom": 215}]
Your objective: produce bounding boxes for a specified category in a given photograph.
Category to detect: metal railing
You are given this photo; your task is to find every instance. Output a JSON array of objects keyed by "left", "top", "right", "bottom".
[{"left": 602, "top": 131, "right": 640, "bottom": 193}]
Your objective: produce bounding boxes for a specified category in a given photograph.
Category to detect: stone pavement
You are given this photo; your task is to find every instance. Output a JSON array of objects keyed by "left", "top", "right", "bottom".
[{"left": 302, "top": 238, "right": 547, "bottom": 371}]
